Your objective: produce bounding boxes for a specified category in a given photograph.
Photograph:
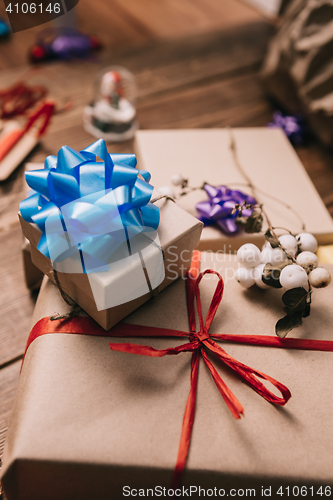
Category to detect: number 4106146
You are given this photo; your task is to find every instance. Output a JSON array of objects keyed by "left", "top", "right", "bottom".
[
  {"left": 6, "top": 3, "right": 61, "bottom": 14},
  {"left": 276, "top": 486, "right": 331, "bottom": 496}
]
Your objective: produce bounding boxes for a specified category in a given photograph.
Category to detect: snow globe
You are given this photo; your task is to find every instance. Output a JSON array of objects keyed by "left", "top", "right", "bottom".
[{"left": 83, "top": 66, "right": 138, "bottom": 142}]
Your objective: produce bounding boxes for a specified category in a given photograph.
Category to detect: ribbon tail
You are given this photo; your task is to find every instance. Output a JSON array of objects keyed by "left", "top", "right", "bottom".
[
  {"left": 239, "top": 366, "right": 291, "bottom": 406},
  {"left": 171, "top": 350, "right": 200, "bottom": 490},
  {"left": 207, "top": 339, "right": 291, "bottom": 406},
  {"left": 109, "top": 340, "right": 199, "bottom": 357},
  {"left": 210, "top": 333, "right": 333, "bottom": 352},
  {"left": 201, "top": 348, "right": 244, "bottom": 419}
]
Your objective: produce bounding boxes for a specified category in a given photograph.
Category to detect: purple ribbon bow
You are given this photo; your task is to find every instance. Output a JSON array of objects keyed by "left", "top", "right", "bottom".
[
  {"left": 196, "top": 184, "right": 257, "bottom": 235},
  {"left": 268, "top": 111, "right": 308, "bottom": 146}
]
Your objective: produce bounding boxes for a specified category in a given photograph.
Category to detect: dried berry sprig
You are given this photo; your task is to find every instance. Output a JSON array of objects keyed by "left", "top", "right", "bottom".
[
  {"left": 157, "top": 129, "right": 331, "bottom": 337},
  {"left": 230, "top": 125, "right": 331, "bottom": 338}
]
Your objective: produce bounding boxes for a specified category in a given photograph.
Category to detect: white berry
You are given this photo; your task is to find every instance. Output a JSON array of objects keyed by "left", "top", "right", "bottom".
[
  {"left": 157, "top": 186, "right": 175, "bottom": 198},
  {"left": 296, "top": 251, "right": 318, "bottom": 271},
  {"left": 253, "top": 263, "right": 269, "bottom": 289},
  {"left": 261, "top": 246, "right": 287, "bottom": 266},
  {"left": 171, "top": 174, "right": 184, "bottom": 186},
  {"left": 296, "top": 233, "right": 318, "bottom": 253},
  {"left": 237, "top": 244, "right": 261, "bottom": 269},
  {"left": 280, "top": 264, "right": 308, "bottom": 289},
  {"left": 309, "top": 267, "right": 331, "bottom": 288},
  {"left": 235, "top": 267, "right": 255, "bottom": 288},
  {"left": 278, "top": 234, "right": 298, "bottom": 257}
]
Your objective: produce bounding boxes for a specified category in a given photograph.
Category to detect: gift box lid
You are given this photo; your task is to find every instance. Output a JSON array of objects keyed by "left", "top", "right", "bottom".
[{"left": 134, "top": 128, "right": 333, "bottom": 250}]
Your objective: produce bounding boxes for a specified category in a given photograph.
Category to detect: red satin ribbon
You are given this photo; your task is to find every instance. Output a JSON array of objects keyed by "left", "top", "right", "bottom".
[
  {"left": 23, "top": 250, "right": 333, "bottom": 488},
  {"left": 0, "top": 82, "right": 47, "bottom": 119},
  {"left": 0, "top": 101, "right": 55, "bottom": 162}
]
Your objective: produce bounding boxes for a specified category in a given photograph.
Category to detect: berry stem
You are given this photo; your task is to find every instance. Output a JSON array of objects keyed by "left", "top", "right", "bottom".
[
  {"left": 227, "top": 128, "right": 306, "bottom": 234},
  {"left": 228, "top": 127, "right": 276, "bottom": 234}
]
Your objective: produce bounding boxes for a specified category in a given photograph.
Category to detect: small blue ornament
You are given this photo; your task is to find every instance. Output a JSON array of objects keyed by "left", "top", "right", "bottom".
[{"left": 0, "top": 18, "right": 10, "bottom": 39}]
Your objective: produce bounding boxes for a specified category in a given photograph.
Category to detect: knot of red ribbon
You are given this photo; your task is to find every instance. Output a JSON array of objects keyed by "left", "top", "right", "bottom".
[
  {"left": 24, "top": 250, "right": 333, "bottom": 490},
  {"left": 107, "top": 252, "right": 291, "bottom": 488}
]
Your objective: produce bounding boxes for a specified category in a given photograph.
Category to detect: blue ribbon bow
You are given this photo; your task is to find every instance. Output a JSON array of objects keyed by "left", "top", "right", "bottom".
[{"left": 20, "top": 139, "right": 160, "bottom": 273}]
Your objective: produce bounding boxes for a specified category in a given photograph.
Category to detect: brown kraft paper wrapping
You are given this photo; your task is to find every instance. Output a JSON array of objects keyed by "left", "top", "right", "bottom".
[
  {"left": 134, "top": 128, "right": 333, "bottom": 251},
  {"left": 1, "top": 253, "right": 333, "bottom": 500}
]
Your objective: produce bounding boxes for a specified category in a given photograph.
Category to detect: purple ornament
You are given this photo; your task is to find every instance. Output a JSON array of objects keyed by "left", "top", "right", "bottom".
[
  {"left": 50, "top": 32, "right": 92, "bottom": 59},
  {"left": 37, "top": 28, "right": 95, "bottom": 61},
  {"left": 196, "top": 184, "right": 257, "bottom": 235}
]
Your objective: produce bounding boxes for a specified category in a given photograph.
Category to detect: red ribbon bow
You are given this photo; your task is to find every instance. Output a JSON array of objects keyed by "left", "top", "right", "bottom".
[
  {"left": 24, "top": 250, "right": 333, "bottom": 489},
  {"left": 108, "top": 251, "right": 291, "bottom": 488}
]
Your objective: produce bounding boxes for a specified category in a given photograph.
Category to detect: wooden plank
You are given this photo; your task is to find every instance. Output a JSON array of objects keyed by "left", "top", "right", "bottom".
[
  {"left": 112, "top": 0, "right": 261, "bottom": 38},
  {"left": 0, "top": 360, "right": 21, "bottom": 457},
  {"left": 0, "top": 22, "right": 273, "bottom": 95},
  {"left": 0, "top": 227, "right": 36, "bottom": 368},
  {"left": 0, "top": 359, "right": 21, "bottom": 499},
  {"left": 0, "top": 0, "right": 264, "bottom": 70},
  {"left": 0, "top": 0, "right": 152, "bottom": 70},
  {"left": 0, "top": 24, "right": 332, "bottom": 224},
  {"left": 136, "top": 72, "right": 271, "bottom": 129},
  {"left": 0, "top": 22, "right": 273, "bottom": 226},
  {"left": 297, "top": 145, "right": 333, "bottom": 218}
]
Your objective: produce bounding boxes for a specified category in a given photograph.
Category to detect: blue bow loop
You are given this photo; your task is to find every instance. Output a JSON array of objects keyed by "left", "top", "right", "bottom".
[
  {"left": 44, "top": 155, "right": 57, "bottom": 170},
  {"left": 110, "top": 153, "right": 137, "bottom": 169},
  {"left": 57, "top": 145, "right": 87, "bottom": 173},
  {"left": 19, "top": 140, "right": 159, "bottom": 273}
]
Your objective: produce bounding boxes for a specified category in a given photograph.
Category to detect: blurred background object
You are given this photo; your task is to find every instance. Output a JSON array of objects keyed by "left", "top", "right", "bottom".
[
  {"left": 29, "top": 28, "right": 102, "bottom": 63},
  {"left": 0, "top": 17, "right": 10, "bottom": 39},
  {"left": 83, "top": 66, "right": 137, "bottom": 142},
  {"left": 267, "top": 111, "right": 310, "bottom": 145},
  {"left": 0, "top": 0, "right": 264, "bottom": 68},
  {"left": 262, "top": 0, "right": 333, "bottom": 146},
  {"left": 244, "top": 0, "right": 282, "bottom": 17}
]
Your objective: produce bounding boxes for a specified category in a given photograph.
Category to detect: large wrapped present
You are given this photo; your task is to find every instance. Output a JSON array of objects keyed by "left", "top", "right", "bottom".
[
  {"left": 134, "top": 128, "right": 333, "bottom": 250},
  {"left": 19, "top": 139, "right": 202, "bottom": 329},
  {"left": 1, "top": 252, "right": 333, "bottom": 500}
]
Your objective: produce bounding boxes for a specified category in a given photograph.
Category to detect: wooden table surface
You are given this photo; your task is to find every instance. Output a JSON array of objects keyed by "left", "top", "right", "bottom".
[{"left": 0, "top": 9, "right": 333, "bottom": 498}]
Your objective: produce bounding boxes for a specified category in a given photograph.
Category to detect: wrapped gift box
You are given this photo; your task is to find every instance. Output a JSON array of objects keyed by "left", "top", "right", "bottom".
[
  {"left": 2, "top": 253, "right": 333, "bottom": 500},
  {"left": 19, "top": 140, "right": 202, "bottom": 330},
  {"left": 19, "top": 193, "right": 202, "bottom": 330},
  {"left": 134, "top": 128, "right": 333, "bottom": 250}
]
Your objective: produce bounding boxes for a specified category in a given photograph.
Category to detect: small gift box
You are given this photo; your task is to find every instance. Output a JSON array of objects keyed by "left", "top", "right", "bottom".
[
  {"left": 2, "top": 252, "right": 333, "bottom": 500},
  {"left": 134, "top": 128, "right": 333, "bottom": 251},
  {"left": 19, "top": 139, "right": 202, "bottom": 329}
]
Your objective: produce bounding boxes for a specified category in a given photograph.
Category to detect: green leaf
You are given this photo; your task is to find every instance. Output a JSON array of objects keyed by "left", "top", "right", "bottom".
[
  {"left": 303, "top": 303, "right": 311, "bottom": 318},
  {"left": 265, "top": 229, "right": 280, "bottom": 248},
  {"left": 275, "top": 312, "right": 303, "bottom": 338},
  {"left": 282, "top": 287, "right": 308, "bottom": 308},
  {"left": 235, "top": 216, "right": 248, "bottom": 227},
  {"left": 262, "top": 264, "right": 283, "bottom": 288},
  {"left": 245, "top": 211, "right": 263, "bottom": 233}
]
